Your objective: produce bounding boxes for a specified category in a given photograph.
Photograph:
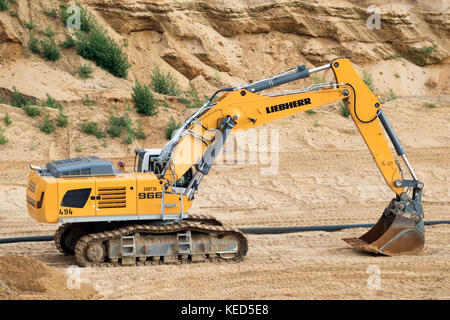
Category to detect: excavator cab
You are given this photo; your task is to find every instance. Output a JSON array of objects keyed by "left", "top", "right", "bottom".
[
  {"left": 134, "top": 148, "right": 194, "bottom": 189},
  {"left": 134, "top": 148, "right": 162, "bottom": 173}
]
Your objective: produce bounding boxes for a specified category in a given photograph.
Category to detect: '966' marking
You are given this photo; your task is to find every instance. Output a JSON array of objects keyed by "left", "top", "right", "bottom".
[{"left": 138, "top": 192, "right": 162, "bottom": 200}]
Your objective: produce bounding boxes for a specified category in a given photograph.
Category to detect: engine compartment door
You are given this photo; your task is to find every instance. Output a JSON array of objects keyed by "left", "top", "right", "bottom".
[
  {"left": 95, "top": 175, "right": 137, "bottom": 217},
  {"left": 57, "top": 178, "right": 96, "bottom": 219}
]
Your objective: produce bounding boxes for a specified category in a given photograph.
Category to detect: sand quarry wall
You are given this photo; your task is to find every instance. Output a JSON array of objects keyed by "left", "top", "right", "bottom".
[{"left": 0, "top": 0, "right": 448, "bottom": 162}]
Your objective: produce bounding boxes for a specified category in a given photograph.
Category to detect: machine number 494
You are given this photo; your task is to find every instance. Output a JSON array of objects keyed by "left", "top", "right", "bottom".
[{"left": 59, "top": 208, "right": 73, "bottom": 215}]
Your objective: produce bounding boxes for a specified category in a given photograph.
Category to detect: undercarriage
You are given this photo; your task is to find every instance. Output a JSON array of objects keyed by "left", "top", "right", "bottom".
[{"left": 55, "top": 215, "right": 248, "bottom": 267}]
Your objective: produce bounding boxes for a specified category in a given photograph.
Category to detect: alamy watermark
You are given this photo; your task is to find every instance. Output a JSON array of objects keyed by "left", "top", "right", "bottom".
[
  {"left": 216, "top": 128, "right": 280, "bottom": 176},
  {"left": 366, "top": 265, "right": 381, "bottom": 290},
  {"left": 66, "top": 265, "right": 82, "bottom": 290},
  {"left": 66, "top": 5, "right": 81, "bottom": 29},
  {"left": 171, "top": 127, "right": 280, "bottom": 176},
  {"left": 366, "top": 5, "right": 381, "bottom": 30}
]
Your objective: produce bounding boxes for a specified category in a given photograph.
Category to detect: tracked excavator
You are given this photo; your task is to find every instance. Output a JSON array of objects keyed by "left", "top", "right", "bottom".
[{"left": 26, "top": 58, "right": 425, "bottom": 267}]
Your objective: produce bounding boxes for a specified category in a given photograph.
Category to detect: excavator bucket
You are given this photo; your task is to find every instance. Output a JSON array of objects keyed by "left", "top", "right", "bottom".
[{"left": 343, "top": 201, "right": 425, "bottom": 256}]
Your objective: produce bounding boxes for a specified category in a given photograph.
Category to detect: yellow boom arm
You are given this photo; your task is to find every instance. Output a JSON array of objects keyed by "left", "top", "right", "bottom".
[
  {"left": 162, "top": 58, "right": 403, "bottom": 195},
  {"left": 159, "top": 57, "right": 425, "bottom": 256}
]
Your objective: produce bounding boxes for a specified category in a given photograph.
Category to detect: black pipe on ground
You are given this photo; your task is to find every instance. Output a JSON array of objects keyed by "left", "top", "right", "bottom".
[
  {"left": 0, "top": 235, "right": 55, "bottom": 244},
  {"left": 0, "top": 220, "right": 449, "bottom": 244},
  {"left": 241, "top": 220, "right": 450, "bottom": 234}
]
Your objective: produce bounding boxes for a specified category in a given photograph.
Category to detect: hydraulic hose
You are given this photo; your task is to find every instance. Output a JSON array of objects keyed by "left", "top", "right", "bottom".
[{"left": 0, "top": 220, "right": 449, "bottom": 244}]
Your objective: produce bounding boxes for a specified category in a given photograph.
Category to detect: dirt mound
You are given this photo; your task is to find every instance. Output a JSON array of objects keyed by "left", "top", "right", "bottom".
[{"left": 0, "top": 255, "right": 98, "bottom": 300}]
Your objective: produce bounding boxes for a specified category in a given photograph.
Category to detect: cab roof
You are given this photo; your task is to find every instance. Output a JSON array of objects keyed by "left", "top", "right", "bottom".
[{"left": 46, "top": 156, "right": 117, "bottom": 178}]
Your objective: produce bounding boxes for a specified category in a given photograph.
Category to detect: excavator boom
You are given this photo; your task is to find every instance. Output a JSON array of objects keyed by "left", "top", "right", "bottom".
[{"left": 159, "top": 57, "right": 425, "bottom": 256}]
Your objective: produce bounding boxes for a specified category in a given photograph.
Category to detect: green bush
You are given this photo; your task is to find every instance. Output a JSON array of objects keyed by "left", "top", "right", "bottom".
[
  {"left": 10, "top": 11, "right": 18, "bottom": 17},
  {"left": 39, "top": 113, "right": 56, "bottom": 134},
  {"left": 42, "top": 93, "right": 62, "bottom": 109},
  {"left": 3, "top": 112, "right": 12, "bottom": 126},
  {"left": 40, "top": 37, "right": 61, "bottom": 61},
  {"left": 386, "top": 89, "right": 398, "bottom": 101},
  {"left": 150, "top": 67, "right": 181, "bottom": 96},
  {"left": 425, "top": 102, "right": 437, "bottom": 109},
  {"left": 178, "top": 84, "right": 206, "bottom": 109},
  {"left": 132, "top": 80, "right": 158, "bottom": 116},
  {"left": 106, "top": 112, "right": 132, "bottom": 138},
  {"left": 28, "top": 32, "right": 40, "bottom": 54},
  {"left": 0, "top": 129, "right": 8, "bottom": 145},
  {"left": 338, "top": 101, "right": 350, "bottom": 118},
  {"left": 183, "top": 84, "right": 204, "bottom": 109},
  {"left": 78, "top": 64, "right": 93, "bottom": 79},
  {"left": 305, "top": 109, "right": 317, "bottom": 115},
  {"left": 0, "top": 0, "right": 10, "bottom": 11},
  {"left": 83, "top": 94, "right": 93, "bottom": 106},
  {"left": 81, "top": 121, "right": 104, "bottom": 138},
  {"left": 56, "top": 108, "right": 68, "bottom": 127},
  {"left": 60, "top": 4, "right": 129, "bottom": 77},
  {"left": 165, "top": 116, "right": 181, "bottom": 139},
  {"left": 362, "top": 71, "right": 375, "bottom": 92},
  {"left": 59, "top": 2, "right": 71, "bottom": 26},
  {"left": 74, "top": 10, "right": 130, "bottom": 78},
  {"left": 421, "top": 45, "right": 437, "bottom": 55},
  {"left": 44, "top": 8, "right": 57, "bottom": 18},
  {"left": 122, "top": 132, "right": 134, "bottom": 145},
  {"left": 60, "top": 35, "right": 75, "bottom": 49},
  {"left": 24, "top": 21, "right": 36, "bottom": 30},
  {"left": 24, "top": 105, "right": 42, "bottom": 117},
  {"left": 135, "top": 120, "right": 146, "bottom": 140},
  {"left": 106, "top": 112, "right": 144, "bottom": 144},
  {"left": 11, "top": 86, "right": 31, "bottom": 108},
  {"left": 42, "top": 26, "right": 55, "bottom": 38}
]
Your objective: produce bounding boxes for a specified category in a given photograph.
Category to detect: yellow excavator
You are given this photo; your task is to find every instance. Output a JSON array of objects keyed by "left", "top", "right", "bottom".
[{"left": 26, "top": 58, "right": 425, "bottom": 266}]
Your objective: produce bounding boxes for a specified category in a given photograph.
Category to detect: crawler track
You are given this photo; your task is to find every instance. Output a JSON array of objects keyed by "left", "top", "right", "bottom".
[
  {"left": 54, "top": 223, "right": 72, "bottom": 255},
  {"left": 74, "top": 217, "right": 247, "bottom": 267}
]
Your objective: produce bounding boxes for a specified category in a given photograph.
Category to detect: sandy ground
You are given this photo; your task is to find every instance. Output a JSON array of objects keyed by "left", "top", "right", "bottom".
[
  {"left": 0, "top": 0, "right": 448, "bottom": 300},
  {"left": 0, "top": 96, "right": 449, "bottom": 299}
]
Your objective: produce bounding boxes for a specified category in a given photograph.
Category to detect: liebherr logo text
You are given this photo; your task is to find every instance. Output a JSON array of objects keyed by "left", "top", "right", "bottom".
[{"left": 265, "top": 98, "right": 311, "bottom": 114}]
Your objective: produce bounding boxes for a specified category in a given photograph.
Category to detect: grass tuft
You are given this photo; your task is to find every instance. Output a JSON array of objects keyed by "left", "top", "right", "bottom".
[
  {"left": 132, "top": 80, "right": 158, "bottom": 116},
  {"left": 150, "top": 67, "right": 181, "bottom": 96},
  {"left": 39, "top": 113, "right": 56, "bottom": 134},
  {"left": 81, "top": 121, "right": 104, "bottom": 139},
  {"left": 3, "top": 112, "right": 12, "bottom": 127},
  {"left": 338, "top": 101, "right": 350, "bottom": 118},
  {"left": 165, "top": 116, "right": 181, "bottom": 139},
  {"left": 40, "top": 37, "right": 61, "bottom": 61},
  {"left": 78, "top": 63, "right": 94, "bottom": 79}
]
